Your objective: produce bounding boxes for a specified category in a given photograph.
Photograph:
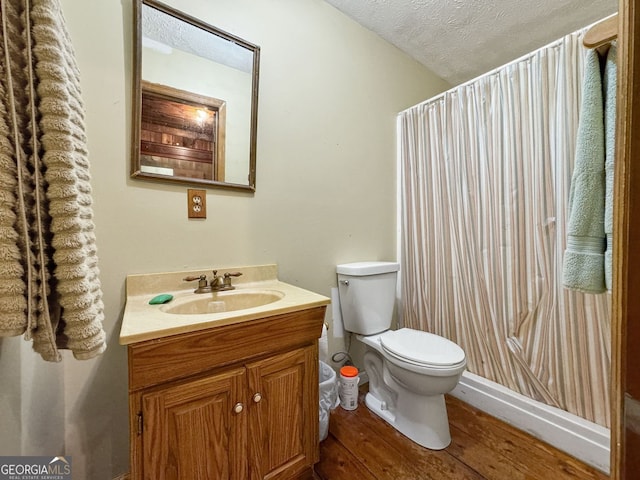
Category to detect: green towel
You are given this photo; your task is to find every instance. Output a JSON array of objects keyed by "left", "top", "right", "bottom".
[
  {"left": 563, "top": 49, "right": 606, "bottom": 294},
  {"left": 603, "top": 43, "right": 617, "bottom": 292}
]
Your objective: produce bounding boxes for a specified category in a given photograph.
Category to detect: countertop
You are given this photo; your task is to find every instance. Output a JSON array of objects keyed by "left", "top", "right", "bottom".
[{"left": 119, "top": 265, "right": 330, "bottom": 345}]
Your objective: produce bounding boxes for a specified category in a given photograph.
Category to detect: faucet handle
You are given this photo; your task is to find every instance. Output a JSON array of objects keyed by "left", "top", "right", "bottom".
[
  {"left": 183, "top": 274, "right": 209, "bottom": 291},
  {"left": 183, "top": 274, "right": 206, "bottom": 282},
  {"left": 224, "top": 272, "right": 243, "bottom": 278},
  {"left": 222, "top": 271, "right": 242, "bottom": 289}
]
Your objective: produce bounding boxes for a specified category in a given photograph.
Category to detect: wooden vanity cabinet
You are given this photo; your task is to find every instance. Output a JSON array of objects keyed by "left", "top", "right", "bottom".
[
  {"left": 127, "top": 306, "right": 326, "bottom": 480},
  {"left": 140, "top": 367, "right": 247, "bottom": 479}
]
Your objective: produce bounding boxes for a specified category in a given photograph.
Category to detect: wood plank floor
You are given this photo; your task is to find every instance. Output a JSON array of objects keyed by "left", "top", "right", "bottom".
[{"left": 315, "top": 389, "right": 609, "bottom": 480}]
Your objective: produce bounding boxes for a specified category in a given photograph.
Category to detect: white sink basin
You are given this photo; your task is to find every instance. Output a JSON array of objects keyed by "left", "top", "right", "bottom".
[{"left": 161, "top": 290, "right": 284, "bottom": 315}]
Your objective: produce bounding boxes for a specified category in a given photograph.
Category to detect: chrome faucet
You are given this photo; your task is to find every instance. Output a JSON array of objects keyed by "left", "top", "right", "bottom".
[{"left": 183, "top": 270, "right": 243, "bottom": 294}]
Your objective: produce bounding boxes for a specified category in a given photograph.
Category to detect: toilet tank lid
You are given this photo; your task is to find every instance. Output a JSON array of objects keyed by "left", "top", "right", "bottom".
[{"left": 336, "top": 261, "right": 400, "bottom": 276}]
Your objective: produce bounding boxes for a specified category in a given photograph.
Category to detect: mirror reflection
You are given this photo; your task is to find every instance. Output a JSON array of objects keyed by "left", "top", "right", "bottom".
[{"left": 132, "top": 0, "right": 260, "bottom": 191}]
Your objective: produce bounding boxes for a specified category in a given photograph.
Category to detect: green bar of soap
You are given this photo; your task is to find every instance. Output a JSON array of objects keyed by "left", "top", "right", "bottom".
[{"left": 149, "top": 294, "right": 173, "bottom": 305}]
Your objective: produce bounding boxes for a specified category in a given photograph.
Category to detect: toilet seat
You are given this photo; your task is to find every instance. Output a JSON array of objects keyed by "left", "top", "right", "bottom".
[{"left": 380, "top": 328, "right": 466, "bottom": 372}]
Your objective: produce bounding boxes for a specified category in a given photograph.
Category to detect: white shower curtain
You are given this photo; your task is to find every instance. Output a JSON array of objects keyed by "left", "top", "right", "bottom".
[{"left": 398, "top": 30, "right": 611, "bottom": 426}]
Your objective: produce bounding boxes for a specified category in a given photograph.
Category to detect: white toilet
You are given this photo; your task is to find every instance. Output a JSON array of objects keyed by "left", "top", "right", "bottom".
[{"left": 337, "top": 261, "right": 466, "bottom": 450}]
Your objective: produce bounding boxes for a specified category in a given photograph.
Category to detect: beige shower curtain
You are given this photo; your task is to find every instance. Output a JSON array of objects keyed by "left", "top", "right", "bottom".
[{"left": 398, "top": 30, "right": 611, "bottom": 426}]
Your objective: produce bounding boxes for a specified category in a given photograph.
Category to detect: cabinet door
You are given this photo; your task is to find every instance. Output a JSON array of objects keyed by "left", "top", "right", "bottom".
[
  {"left": 141, "top": 367, "right": 247, "bottom": 480},
  {"left": 247, "top": 346, "right": 318, "bottom": 480}
]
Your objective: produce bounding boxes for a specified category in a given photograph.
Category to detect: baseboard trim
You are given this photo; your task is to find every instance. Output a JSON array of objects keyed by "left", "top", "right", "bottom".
[{"left": 451, "top": 371, "right": 610, "bottom": 474}]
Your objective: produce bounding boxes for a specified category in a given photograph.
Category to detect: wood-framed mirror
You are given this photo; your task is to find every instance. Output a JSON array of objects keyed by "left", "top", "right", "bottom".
[{"left": 132, "top": 0, "right": 260, "bottom": 191}]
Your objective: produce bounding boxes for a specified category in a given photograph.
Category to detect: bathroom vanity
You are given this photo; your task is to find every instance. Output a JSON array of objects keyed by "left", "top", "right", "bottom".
[{"left": 120, "top": 265, "right": 330, "bottom": 479}]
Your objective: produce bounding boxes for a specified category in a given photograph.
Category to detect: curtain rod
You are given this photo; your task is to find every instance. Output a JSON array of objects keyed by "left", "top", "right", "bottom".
[
  {"left": 399, "top": 13, "right": 618, "bottom": 115},
  {"left": 398, "top": 34, "right": 569, "bottom": 114}
]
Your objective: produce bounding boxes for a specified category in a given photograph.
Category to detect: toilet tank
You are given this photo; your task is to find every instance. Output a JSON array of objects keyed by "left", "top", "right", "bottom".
[{"left": 336, "top": 261, "right": 399, "bottom": 335}]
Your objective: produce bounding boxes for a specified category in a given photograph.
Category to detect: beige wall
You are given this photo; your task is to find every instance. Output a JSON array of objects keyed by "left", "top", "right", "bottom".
[{"left": 2, "top": 0, "right": 449, "bottom": 477}]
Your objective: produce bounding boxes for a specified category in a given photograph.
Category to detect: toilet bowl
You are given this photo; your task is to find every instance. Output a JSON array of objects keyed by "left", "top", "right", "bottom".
[{"left": 336, "top": 262, "right": 466, "bottom": 450}]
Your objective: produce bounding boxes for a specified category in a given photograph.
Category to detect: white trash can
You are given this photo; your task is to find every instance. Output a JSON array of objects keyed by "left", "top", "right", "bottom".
[{"left": 318, "top": 361, "right": 338, "bottom": 441}]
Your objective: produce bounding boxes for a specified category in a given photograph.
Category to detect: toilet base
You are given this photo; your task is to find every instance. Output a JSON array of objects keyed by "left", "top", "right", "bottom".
[{"left": 365, "top": 389, "right": 452, "bottom": 450}]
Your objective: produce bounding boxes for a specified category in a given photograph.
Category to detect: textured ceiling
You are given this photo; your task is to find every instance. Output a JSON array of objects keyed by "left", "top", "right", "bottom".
[
  {"left": 142, "top": 4, "right": 253, "bottom": 73},
  {"left": 323, "top": 0, "right": 617, "bottom": 85}
]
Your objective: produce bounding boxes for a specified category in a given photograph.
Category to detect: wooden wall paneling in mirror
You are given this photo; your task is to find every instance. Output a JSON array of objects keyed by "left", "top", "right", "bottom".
[{"left": 132, "top": 0, "right": 260, "bottom": 191}]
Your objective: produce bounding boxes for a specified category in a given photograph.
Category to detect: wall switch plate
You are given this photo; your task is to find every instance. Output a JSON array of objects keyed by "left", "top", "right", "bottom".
[{"left": 187, "top": 189, "right": 207, "bottom": 219}]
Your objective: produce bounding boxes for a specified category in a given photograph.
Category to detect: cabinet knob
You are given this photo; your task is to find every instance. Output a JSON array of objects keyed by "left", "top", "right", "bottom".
[
  {"left": 253, "top": 392, "right": 262, "bottom": 403},
  {"left": 233, "top": 402, "right": 244, "bottom": 414}
]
